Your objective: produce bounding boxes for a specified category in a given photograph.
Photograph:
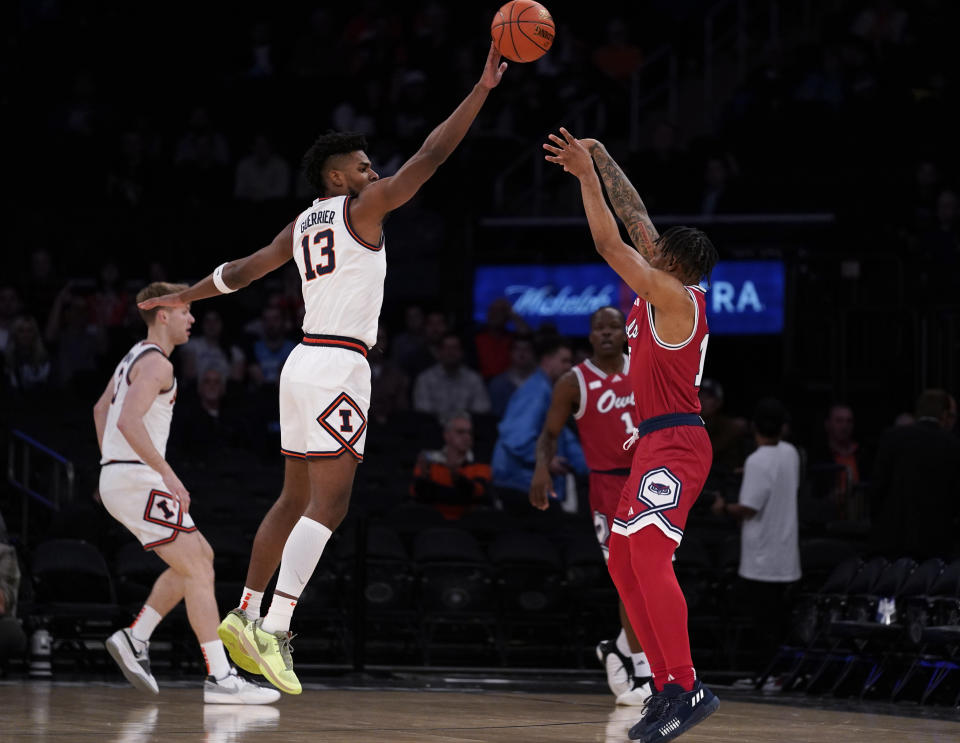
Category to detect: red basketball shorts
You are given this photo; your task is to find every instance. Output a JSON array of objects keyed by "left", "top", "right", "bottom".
[
  {"left": 612, "top": 425, "right": 712, "bottom": 545},
  {"left": 588, "top": 470, "right": 629, "bottom": 559}
]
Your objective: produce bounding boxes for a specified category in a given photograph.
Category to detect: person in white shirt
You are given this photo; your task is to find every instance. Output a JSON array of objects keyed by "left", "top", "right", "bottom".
[{"left": 713, "top": 397, "right": 801, "bottom": 675}]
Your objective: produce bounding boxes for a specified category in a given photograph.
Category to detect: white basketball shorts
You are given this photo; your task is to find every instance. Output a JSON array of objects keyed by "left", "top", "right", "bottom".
[
  {"left": 99, "top": 463, "right": 197, "bottom": 550},
  {"left": 279, "top": 336, "right": 371, "bottom": 461}
]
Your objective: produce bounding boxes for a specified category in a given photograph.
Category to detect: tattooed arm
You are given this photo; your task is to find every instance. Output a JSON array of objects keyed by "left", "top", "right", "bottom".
[{"left": 580, "top": 139, "right": 661, "bottom": 263}]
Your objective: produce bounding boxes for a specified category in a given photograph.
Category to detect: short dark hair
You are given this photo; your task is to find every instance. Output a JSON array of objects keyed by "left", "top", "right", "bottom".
[
  {"left": 753, "top": 397, "right": 787, "bottom": 438},
  {"left": 656, "top": 226, "right": 719, "bottom": 285},
  {"left": 589, "top": 305, "right": 625, "bottom": 325},
  {"left": 915, "top": 388, "right": 951, "bottom": 419},
  {"left": 302, "top": 131, "right": 368, "bottom": 194},
  {"left": 535, "top": 334, "right": 572, "bottom": 359}
]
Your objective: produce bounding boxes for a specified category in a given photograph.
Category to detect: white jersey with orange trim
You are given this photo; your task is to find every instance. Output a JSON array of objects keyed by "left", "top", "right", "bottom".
[
  {"left": 292, "top": 194, "right": 386, "bottom": 349},
  {"left": 100, "top": 341, "right": 177, "bottom": 464}
]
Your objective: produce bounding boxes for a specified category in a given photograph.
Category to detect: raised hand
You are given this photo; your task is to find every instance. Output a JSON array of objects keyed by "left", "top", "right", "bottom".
[
  {"left": 479, "top": 42, "right": 508, "bottom": 89},
  {"left": 543, "top": 127, "right": 594, "bottom": 179}
]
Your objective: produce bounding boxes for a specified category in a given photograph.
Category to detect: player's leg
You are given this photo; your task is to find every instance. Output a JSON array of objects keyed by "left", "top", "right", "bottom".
[
  {"left": 243, "top": 454, "right": 356, "bottom": 694},
  {"left": 217, "top": 458, "right": 311, "bottom": 675},
  {"left": 105, "top": 568, "right": 184, "bottom": 694},
  {"left": 593, "top": 475, "right": 653, "bottom": 705},
  {"left": 156, "top": 531, "right": 279, "bottom": 704},
  {"left": 242, "top": 457, "right": 312, "bottom": 612}
]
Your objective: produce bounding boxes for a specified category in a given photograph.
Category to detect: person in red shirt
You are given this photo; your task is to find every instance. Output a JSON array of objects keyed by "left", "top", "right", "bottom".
[
  {"left": 530, "top": 306, "right": 651, "bottom": 707},
  {"left": 474, "top": 297, "right": 530, "bottom": 379},
  {"left": 545, "top": 129, "right": 720, "bottom": 742}
]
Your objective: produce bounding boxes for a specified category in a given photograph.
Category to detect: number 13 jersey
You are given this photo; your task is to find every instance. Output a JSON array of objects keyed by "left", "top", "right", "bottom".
[
  {"left": 624, "top": 286, "right": 709, "bottom": 421},
  {"left": 293, "top": 194, "right": 386, "bottom": 348}
]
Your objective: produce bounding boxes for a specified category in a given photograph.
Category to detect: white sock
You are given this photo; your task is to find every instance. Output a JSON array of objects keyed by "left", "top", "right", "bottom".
[
  {"left": 239, "top": 586, "right": 264, "bottom": 619},
  {"left": 261, "top": 517, "right": 332, "bottom": 634},
  {"left": 615, "top": 628, "right": 631, "bottom": 657},
  {"left": 201, "top": 639, "right": 231, "bottom": 680},
  {"left": 130, "top": 605, "right": 162, "bottom": 644},
  {"left": 633, "top": 651, "right": 651, "bottom": 678}
]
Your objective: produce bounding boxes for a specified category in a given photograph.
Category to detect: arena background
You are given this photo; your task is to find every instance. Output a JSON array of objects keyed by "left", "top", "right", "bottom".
[{"left": 3, "top": 0, "right": 960, "bottom": 725}]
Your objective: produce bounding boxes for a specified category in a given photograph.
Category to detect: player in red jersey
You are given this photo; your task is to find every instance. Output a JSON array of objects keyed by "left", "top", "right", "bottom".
[
  {"left": 544, "top": 128, "right": 719, "bottom": 743},
  {"left": 529, "top": 306, "right": 652, "bottom": 706}
]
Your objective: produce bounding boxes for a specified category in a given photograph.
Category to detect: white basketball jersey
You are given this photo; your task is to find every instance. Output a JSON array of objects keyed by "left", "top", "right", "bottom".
[
  {"left": 100, "top": 341, "right": 177, "bottom": 464},
  {"left": 293, "top": 194, "right": 386, "bottom": 348}
]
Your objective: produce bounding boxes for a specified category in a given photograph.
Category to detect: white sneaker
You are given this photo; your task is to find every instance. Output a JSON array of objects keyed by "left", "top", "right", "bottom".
[
  {"left": 203, "top": 668, "right": 281, "bottom": 705},
  {"left": 596, "top": 639, "right": 634, "bottom": 697},
  {"left": 105, "top": 628, "right": 159, "bottom": 695},
  {"left": 616, "top": 677, "right": 654, "bottom": 706}
]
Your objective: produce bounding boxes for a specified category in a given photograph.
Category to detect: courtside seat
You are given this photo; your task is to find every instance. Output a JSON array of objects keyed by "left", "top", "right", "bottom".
[
  {"left": 113, "top": 540, "right": 166, "bottom": 606},
  {"left": 412, "top": 527, "right": 496, "bottom": 665}
]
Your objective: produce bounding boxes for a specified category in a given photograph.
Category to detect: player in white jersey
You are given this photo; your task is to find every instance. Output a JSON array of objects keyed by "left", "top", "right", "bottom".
[
  {"left": 96, "top": 282, "right": 278, "bottom": 705},
  {"left": 139, "top": 44, "right": 509, "bottom": 695}
]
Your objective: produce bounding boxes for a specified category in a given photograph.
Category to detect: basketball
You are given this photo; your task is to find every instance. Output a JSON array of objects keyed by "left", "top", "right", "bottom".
[{"left": 490, "top": 0, "right": 555, "bottom": 63}]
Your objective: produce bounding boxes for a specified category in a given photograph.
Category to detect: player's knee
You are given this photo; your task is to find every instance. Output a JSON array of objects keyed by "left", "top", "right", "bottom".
[{"left": 607, "top": 538, "right": 633, "bottom": 588}]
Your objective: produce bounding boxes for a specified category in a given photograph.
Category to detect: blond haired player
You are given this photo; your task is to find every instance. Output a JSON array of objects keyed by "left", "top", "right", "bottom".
[
  {"left": 139, "top": 44, "right": 508, "bottom": 695},
  {"left": 97, "top": 282, "right": 278, "bottom": 705}
]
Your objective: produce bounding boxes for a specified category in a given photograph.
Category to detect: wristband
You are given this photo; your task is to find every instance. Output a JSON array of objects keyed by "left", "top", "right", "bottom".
[{"left": 212, "top": 263, "right": 236, "bottom": 294}]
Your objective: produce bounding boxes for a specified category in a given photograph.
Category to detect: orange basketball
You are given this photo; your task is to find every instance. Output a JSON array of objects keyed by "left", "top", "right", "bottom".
[{"left": 491, "top": 0, "right": 555, "bottom": 63}]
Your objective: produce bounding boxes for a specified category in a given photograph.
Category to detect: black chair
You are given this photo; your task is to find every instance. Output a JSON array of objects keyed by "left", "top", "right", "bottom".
[
  {"left": 489, "top": 531, "right": 566, "bottom": 664},
  {"left": 765, "top": 556, "right": 864, "bottom": 691},
  {"left": 28, "top": 539, "right": 121, "bottom": 670},
  {"left": 803, "top": 556, "right": 890, "bottom": 694},
  {"left": 373, "top": 502, "right": 447, "bottom": 553},
  {"left": 799, "top": 538, "right": 859, "bottom": 593},
  {"left": 412, "top": 527, "right": 496, "bottom": 665},
  {"left": 893, "top": 558, "right": 960, "bottom": 705}
]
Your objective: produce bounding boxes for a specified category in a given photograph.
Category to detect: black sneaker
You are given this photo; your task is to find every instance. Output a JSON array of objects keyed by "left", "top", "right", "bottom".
[
  {"left": 628, "top": 680, "right": 719, "bottom": 742},
  {"left": 596, "top": 639, "right": 635, "bottom": 698}
]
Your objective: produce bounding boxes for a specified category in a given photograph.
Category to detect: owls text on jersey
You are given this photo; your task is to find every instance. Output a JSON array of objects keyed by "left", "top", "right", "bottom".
[
  {"left": 100, "top": 341, "right": 177, "bottom": 465},
  {"left": 293, "top": 194, "right": 386, "bottom": 350}
]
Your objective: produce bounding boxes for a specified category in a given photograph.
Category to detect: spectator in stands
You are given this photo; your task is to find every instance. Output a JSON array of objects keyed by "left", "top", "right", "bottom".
[
  {"left": 87, "top": 261, "right": 130, "bottom": 330},
  {"left": 487, "top": 335, "right": 537, "bottom": 417},
  {"left": 181, "top": 309, "right": 246, "bottom": 386},
  {"left": 4, "top": 316, "right": 51, "bottom": 392},
  {"left": 700, "top": 379, "right": 750, "bottom": 475},
  {"left": 21, "top": 249, "right": 62, "bottom": 325},
  {"left": 870, "top": 389, "right": 960, "bottom": 559},
  {"left": 474, "top": 297, "right": 531, "bottom": 379},
  {"left": 171, "top": 364, "right": 250, "bottom": 463},
  {"left": 698, "top": 154, "right": 740, "bottom": 216},
  {"left": 491, "top": 336, "right": 586, "bottom": 514},
  {"left": 918, "top": 189, "right": 959, "bottom": 272},
  {"left": 234, "top": 134, "right": 291, "bottom": 202},
  {"left": 44, "top": 282, "right": 107, "bottom": 391},
  {"left": 175, "top": 107, "right": 230, "bottom": 168},
  {"left": 0, "top": 285, "right": 22, "bottom": 355},
  {"left": 413, "top": 333, "right": 490, "bottom": 421},
  {"left": 392, "top": 305, "right": 426, "bottom": 374},
  {"left": 401, "top": 309, "right": 448, "bottom": 378},
  {"left": 713, "top": 398, "right": 801, "bottom": 677},
  {"left": 809, "top": 403, "right": 871, "bottom": 514},
  {"left": 0, "top": 511, "right": 27, "bottom": 669},
  {"left": 247, "top": 306, "right": 296, "bottom": 387},
  {"left": 592, "top": 17, "right": 643, "bottom": 83},
  {"left": 369, "top": 326, "right": 409, "bottom": 424},
  {"left": 411, "top": 412, "right": 492, "bottom": 519}
]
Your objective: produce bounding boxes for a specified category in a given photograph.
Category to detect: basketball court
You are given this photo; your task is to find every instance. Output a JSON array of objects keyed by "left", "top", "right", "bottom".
[{"left": 3, "top": 681, "right": 959, "bottom": 742}]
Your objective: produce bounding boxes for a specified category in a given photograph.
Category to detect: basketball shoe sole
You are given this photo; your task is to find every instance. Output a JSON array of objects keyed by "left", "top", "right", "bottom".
[
  {"left": 217, "top": 610, "right": 261, "bottom": 675},
  {"left": 105, "top": 628, "right": 159, "bottom": 695}
]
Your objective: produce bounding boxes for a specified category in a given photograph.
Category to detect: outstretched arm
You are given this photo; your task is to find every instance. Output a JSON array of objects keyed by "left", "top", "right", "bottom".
[
  {"left": 580, "top": 139, "right": 661, "bottom": 263},
  {"left": 544, "top": 128, "right": 689, "bottom": 313},
  {"left": 138, "top": 222, "right": 294, "bottom": 310},
  {"left": 529, "top": 372, "right": 580, "bottom": 510},
  {"left": 350, "top": 43, "right": 507, "bottom": 224}
]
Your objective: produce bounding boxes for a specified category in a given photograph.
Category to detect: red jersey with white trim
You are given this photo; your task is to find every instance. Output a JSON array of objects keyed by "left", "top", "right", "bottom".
[
  {"left": 624, "top": 286, "right": 709, "bottom": 420},
  {"left": 572, "top": 356, "right": 636, "bottom": 472}
]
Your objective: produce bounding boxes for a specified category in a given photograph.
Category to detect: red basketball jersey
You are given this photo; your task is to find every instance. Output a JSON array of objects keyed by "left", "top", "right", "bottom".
[
  {"left": 572, "top": 356, "right": 636, "bottom": 472},
  {"left": 625, "top": 286, "right": 709, "bottom": 420}
]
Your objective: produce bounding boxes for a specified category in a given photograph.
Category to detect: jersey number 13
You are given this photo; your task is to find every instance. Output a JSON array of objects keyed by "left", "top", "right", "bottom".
[{"left": 301, "top": 229, "right": 335, "bottom": 281}]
